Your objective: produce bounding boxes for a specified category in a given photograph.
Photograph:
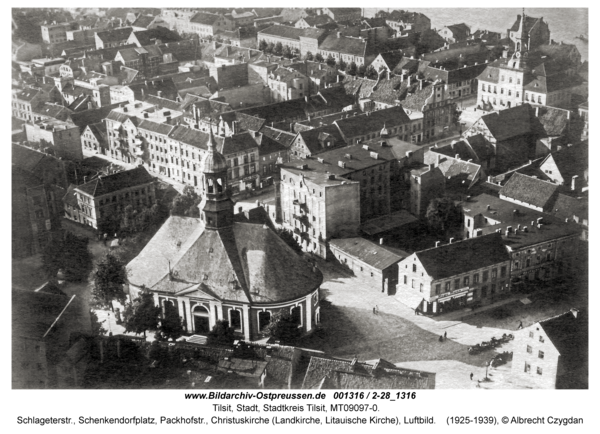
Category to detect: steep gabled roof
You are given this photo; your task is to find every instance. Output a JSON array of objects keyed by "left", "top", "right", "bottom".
[
  {"left": 500, "top": 172, "right": 559, "bottom": 209},
  {"left": 543, "top": 142, "right": 588, "bottom": 184},
  {"left": 479, "top": 103, "right": 546, "bottom": 141},
  {"left": 96, "top": 27, "right": 133, "bottom": 43}
]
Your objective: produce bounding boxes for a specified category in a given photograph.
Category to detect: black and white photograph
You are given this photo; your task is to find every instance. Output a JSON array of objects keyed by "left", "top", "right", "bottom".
[{"left": 10, "top": 1, "right": 590, "bottom": 409}]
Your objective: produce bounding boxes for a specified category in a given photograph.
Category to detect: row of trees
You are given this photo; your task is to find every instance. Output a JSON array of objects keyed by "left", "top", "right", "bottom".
[
  {"left": 258, "top": 40, "right": 299, "bottom": 59},
  {"left": 42, "top": 232, "right": 93, "bottom": 282}
]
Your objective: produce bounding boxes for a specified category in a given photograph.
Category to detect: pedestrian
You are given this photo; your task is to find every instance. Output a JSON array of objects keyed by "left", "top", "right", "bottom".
[
  {"left": 444, "top": 331, "right": 447, "bottom": 341},
  {"left": 518, "top": 320, "right": 523, "bottom": 330},
  {"left": 470, "top": 372, "right": 473, "bottom": 381},
  {"left": 373, "top": 307, "right": 376, "bottom": 315},
  {"left": 375, "top": 305, "right": 379, "bottom": 315},
  {"left": 439, "top": 335, "right": 443, "bottom": 342}
]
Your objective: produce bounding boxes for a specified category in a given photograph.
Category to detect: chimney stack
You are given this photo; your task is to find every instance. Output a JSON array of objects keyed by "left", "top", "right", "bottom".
[
  {"left": 571, "top": 175, "right": 579, "bottom": 191},
  {"left": 379, "top": 238, "right": 384, "bottom": 245},
  {"left": 435, "top": 241, "right": 441, "bottom": 247},
  {"left": 449, "top": 237, "right": 454, "bottom": 244}
]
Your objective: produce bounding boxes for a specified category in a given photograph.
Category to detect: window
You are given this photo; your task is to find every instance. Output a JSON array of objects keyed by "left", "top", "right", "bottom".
[
  {"left": 524, "top": 363, "right": 531, "bottom": 373},
  {"left": 481, "top": 286, "right": 487, "bottom": 297},
  {"left": 229, "top": 309, "right": 242, "bottom": 331},
  {"left": 473, "top": 273, "right": 479, "bottom": 283},
  {"left": 464, "top": 276, "right": 469, "bottom": 286},
  {"left": 527, "top": 345, "right": 532, "bottom": 354},
  {"left": 537, "top": 367, "right": 543, "bottom": 375},
  {"left": 491, "top": 268, "right": 498, "bottom": 279},
  {"left": 514, "top": 261, "right": 519, "bottom": 270},
  {"left": 403, "top": 275, "right": 407, "bottom": 284},
  {"left": 538, "top": 350, "right": 544, "bottom": 359},
  {"left": 445, "top": 282, "right": 450, "bottom": 292},
  {"left": 435, "top": 284, "right": 441, "bottom": 295},
  {"left": 529, "top": 331, "right": 534, "bottom": 338},
  {"left": 483, "top": 270, "right": 489, "bottom": 282},
  {"left": 539, "top": 336, "right": 545, "bottom": 343},
  {"left": 419, "top": 283, "right": 423, "bottom": 293},
  {"left": 412, "top": 264, "right": 417, "bottom": 273},
  {"left": 501, "top": 266, "right": 507, "bottom": 278},
  {"left": 454, "top": 278, "right": 460, "bottom": 290}
]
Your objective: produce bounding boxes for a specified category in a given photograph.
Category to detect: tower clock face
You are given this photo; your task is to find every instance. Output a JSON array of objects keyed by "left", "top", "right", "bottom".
[{"left": 515, "top": 52, "right": 521, "bottom": 58}]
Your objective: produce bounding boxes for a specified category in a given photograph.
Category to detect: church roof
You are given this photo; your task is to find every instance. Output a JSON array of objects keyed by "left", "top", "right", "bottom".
[{"left": 127, "top": 219, "right": 322, "bottom": 304}]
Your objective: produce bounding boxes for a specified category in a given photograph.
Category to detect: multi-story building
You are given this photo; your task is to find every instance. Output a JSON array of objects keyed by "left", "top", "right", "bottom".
[
  {"left": 385, "top": 10, "right": 431, "bottom": 34},
  {"left": 258, "top": 26, "right": 327, "bottom": 58},
  {"left": 104, "top": 101, "right": 183, "bottom": 164},
  {"left": 40, "top": 22, "right": 75, "bottom": 44},
  {"left": 70, "top": 166, "right": 156, "bottom": 230},
  {"left": 24, "top": 119, "right": 83, "bottom": 161},
  {"left": 511, "top": 309, "right": 587, "bottom": 389},
  {"left": 318, "top": 32, "right": 377, "bottom": 66},
  {"left": 408, "top": 164, "right": 445, "bottom": 217},
  {"left": 276, "top": 162, "right": 361, "bottom": 258},
  {"left": 81, "top": 122, "right": 108, "bottom": 154},
  {"left": 188, "top": 12, "right": 234, "bottom": 37},
  {"left": 462, "top": 193, "right": 582, "bottom": 291},
  {"left": 12, "top": 87, "right": 49, "bottom": 121},
  {"left": 507, "top": 13, "right": 550, "bottom": 52},
  {"left": 437, "top": 23, "right": 471, "bottom": 43},
  {"left": 114, "top": 45, "right": 163, "bottom": 80},
  {"left": 267, "top": 67, "right": 309, "bottom": 102},
  {"left": 321, "top": 8, "right": 362, "bottom": 23},
  {"left": 95, "top": 27, "right": 134, "bottom": 49},
  {"left": 334, "top": 106, "right": 413, "bottom": 145},
  {"left": 396, "top": 233, "right": 511, "bottom": 315}
]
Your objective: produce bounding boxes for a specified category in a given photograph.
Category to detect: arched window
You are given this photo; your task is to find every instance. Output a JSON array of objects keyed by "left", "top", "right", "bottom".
[
  {"left": 229, "top": 309, "right": 242, "bottom": 331},
  {"left": 258, "top": 311, "right": 271, "bottom": 331},
  {"left": 192, "top": 305, "right": 210, "bottom": 333},
  {"left": 207, "top": 178, "right": 214, "bottom": 193},
  {"left": 290, "top": 306, "right": 302, "bottom": 327},
  {"left": 217, "top": 178, "right": 223, "bottom": 193}
]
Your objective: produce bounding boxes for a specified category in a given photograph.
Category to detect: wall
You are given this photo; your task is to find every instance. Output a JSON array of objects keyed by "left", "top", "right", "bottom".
[
  {"left": 324, "top": 183, "right": 361, "bottom": 239},
  {"left": 511, "top": 326, "right": 559, "bottom": 388}
]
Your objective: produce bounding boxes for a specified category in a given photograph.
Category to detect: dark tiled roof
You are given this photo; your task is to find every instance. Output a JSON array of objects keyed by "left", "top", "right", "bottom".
[
  {"left": 12, "top": 144, "right": 46, "bottom": 172},
  {"left": 480, "top": 104, "right": 546, "bottom": 142},
  {"left": 131, "top": 28, "right": 181, "bottom": 46},
  {"left": 137, "top": 120, "right": 176, "bottom": 136},
  {"left": 535, "top": 106, "right": 571, "bottom": 137},
  {"left": 334, "top": 106, "right": 411, "bottom": 138},
  {"left": 500, "top": 172, "right": 559, "bottom": 209},
  {"left": 96, "top": 27, "right": 133, "bottom": 43},
  {"left": 69, "top": 103, "right": 126, "bottom": 129},
  {"left": 538, "top": 310, "right": 587, "bottom": 360},
  {"left": 127, "top": 219, "right": 323, "bottom": 304},
  {"left": 464, "top": 134, "right": 495, "bottom": 161},
  {"left": 297, "top": 124, "right": 346, "bottom": 154},
  {"left": 259, "top": 126, "right": 296, "bottom": 148},
  {"left": 548, "top": 193, "right": 588, "bottom": 222},
  {"left": 329, "top": 237, "right": 407, "bottom": 270},
  {"left": 544, "top": 142, "right": 588, "bottom": 184},
  {"left": 509, "top": 15, "right": 543, "bottom": 33},
  {"left": 415, "top": 233, "right": 510, "bottom": 280},
  {"left": 253, "top": 133, "right": 288, "bottom": 156},
  {"left": 302, "top": 356, "right": 435, "bottom": 389},
  {"left": 319, "top": 35, "right": 367, "bottom": 57},
  {"left": 190, "top": 12, "right": 222, "bottom": 26},
  {"left": 144, "top": 95, "right": 182, "bottom": 111},
  {"left": 444, "top": 23, "right": 470, "bottom": 40},
  {"left": 169, "top": 126, "right": 214, "bottom": 151},
  {"left": 131, "top": 15, "right": 156, "bottom": 29},
  {"left": 76, "top": 166, "right": 154, "bottom": 197},
  {"left": 234, "top": 112, "right": 266, "bottom": 132},
  {"left": 219, "top": 132, "right": 259, "bottom": 155}
]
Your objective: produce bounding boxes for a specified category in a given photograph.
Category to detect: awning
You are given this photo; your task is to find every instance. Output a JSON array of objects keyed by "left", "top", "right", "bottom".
[{"left": 437, "top": 290, "right": 470, "bottom": 303}]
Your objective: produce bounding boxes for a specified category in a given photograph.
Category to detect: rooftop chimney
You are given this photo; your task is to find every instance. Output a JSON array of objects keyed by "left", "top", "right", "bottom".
[
  {"left": 571, "top": 308, "right": 579, "bottom": 318},
  {"left": 379, "top": 238, "right": 384, "bottom": 245},
  {"left": 449, "top": 237, "right": 454, "bottom": 244},
  {"left": 435, "top": 241, "right": 441, "bottom": 247},
  {"left": 571, "top": 175, "right": 579, "bottom": 191}
]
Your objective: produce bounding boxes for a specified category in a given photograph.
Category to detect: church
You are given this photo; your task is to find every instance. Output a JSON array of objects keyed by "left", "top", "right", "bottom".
[{"left": 126, "top": 128, "right": 323, "bottom": 341}]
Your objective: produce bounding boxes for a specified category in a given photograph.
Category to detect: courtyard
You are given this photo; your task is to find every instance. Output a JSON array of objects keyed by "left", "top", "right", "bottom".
[{"left": 299, "top": 257, "right": 587, "bottom": 389}]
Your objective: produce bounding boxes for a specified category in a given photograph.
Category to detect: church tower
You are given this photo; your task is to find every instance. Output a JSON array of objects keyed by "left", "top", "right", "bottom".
[{"left": 198, "top": 125, "right": 234, "bottom": 230}]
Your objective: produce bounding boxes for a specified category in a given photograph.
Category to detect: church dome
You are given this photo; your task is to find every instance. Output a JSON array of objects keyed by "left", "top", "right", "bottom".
[{"left": 201, "top": 127, "right": 228, "bottom": 173}]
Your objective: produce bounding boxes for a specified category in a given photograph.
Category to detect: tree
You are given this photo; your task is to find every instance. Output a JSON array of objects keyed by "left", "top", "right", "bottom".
[
  {"left": 157, "top": 305, "right": 185, "bottom": 341},
  {"left": 207, "top": 320, "right": 235, "bottom": 346},
  {"left": 266, "top": 42, "right": 274, "bottom": 54},
  {"left": 304, "top": 51, "right": 314, "bottom": 61},
  {"left": 90, "top": 310, "right": 107, "bottom": 336},
  {"left": 347, "top": 61, "right": 357, "bottom": 76},
  {"left": 337, "top": 58, "right": 347, "bottom": 71},
  {"left": 276, "top": 228, "right": 302, "bottom": 254},
  {"left": 91, "top": 253, "right": 127, "bottom": 311},
  {"left": 122, "top": 289, "right": 161, "bottom": 338},
  {"left": 170, "top": 185, "right": 202, "bottom": 217},
  {"left": 357, "top": 64, "right": 367, "bottom": 77},
  {"left": 282, "top": 45, "right": 292, "bottom": 59},
  {"left": 425, "top": 197, "right": 461, "bottom": 235},
  {"left": 264, "top": 310, "right": 302, "bottom": 344},
  {"left": 274, "top": 41, "right": 283, "bottom": 56},
  {"left": 258, "top": 39, "right": 268, "bottom": 52},
  {"left": 326, "top": 55, "right": 336, "bottom": 67},
  {"left": 365, "top": 65, "right": 379, "bottom": 80},
  {"left": 42, "top": 232, "right": 92, "bottom": 282},
  {"left": 315, "top": 52, "right": 324, "bottom": 63}
]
